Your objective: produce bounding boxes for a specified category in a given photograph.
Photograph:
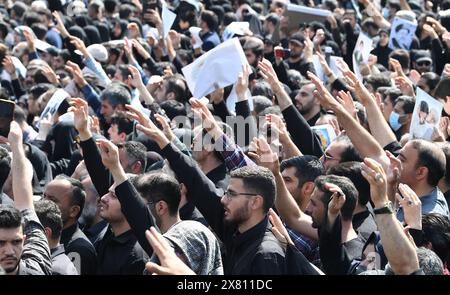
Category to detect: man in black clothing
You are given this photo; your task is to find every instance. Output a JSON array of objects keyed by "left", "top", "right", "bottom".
[
  {"left": 294, "top": 81, "right": 321, "bottom": 126},
  {"left": 130, "top": 109, "right": 298, "bottom": 274},
  {"left": 43, "top": 175, "right": 97, "bottom": 275}
]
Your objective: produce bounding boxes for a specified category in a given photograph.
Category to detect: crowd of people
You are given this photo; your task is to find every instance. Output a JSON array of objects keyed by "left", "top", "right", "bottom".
[{"left": 0, "top": 0, "right": 450, "bottom": 277}]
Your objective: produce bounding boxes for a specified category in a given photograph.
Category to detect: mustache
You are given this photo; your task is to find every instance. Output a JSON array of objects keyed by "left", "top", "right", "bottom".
[{"left": 1, "top": 255, "right": 18, "bottom": 262}]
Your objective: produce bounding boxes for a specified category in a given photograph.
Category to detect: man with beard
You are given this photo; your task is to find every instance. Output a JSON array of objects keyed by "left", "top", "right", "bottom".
[
  {"left": 294, "top": 81, "right": 320, "bottom": 126},
  {"left": 0, "top": 121, "right": 51, "bottom": 275}
]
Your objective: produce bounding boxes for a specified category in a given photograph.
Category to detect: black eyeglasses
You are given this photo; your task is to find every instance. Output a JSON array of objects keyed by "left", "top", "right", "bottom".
[
  {"left": 417, "top": 61, "right": 431, "bottom": 66},
  {"left": 223, "top": 190, "right": 257, "bottom": 201},
  {"left": 323, "top": 151, "right": 340, "bottom": 162}
]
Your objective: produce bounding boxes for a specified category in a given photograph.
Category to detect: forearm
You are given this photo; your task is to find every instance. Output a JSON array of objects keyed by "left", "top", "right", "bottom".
[
  {"left": 11, "top": 144, "right": 34, "bottom": 210},
  {"left": 235, "top": 100, "right": 257, "bottom": 147},
  {"left": 334, "top": 105, "right": 388, "bottom": 165},
  {"left": 81, "top": 84, "right": 102, "bottom": 117},
  {"left": 375, "top": 213, "right": 419, "bottom": 274},
  {"left": 364, "top": 96, "right": 397, "bottom": 148},
  {"left": 280, "top": 134, "right": 303, "bottom": 158},
  {"left": 137, "top": 84, "right": 154, "bottom": 105},
  {"left": 274, "top": 172, "right": 318, "bottom": 241},
  {"left": 84, "top": 56, "right": 111, "bottom": 85},
  {"left": 217, "top": 133, "right": 255, "bottom": 171}
]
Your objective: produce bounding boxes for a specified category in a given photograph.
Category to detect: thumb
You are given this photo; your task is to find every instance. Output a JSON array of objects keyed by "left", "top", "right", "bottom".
[{"left": 145, "top": 262, "right": 167, "bottom": 275}]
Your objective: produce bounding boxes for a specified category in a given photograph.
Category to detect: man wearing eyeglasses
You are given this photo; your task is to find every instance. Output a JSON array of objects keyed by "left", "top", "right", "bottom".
[{"left": 319, "top": 134, "right": 362, "bottom": 171}]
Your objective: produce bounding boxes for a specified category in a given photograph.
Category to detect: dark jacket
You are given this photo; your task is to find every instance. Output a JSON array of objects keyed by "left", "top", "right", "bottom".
[
  {"left": 61, "top": 223, "right": 97, "bottom": 275},
  {"left": 95, "top": 226, "right": 146, "bottom": 275},
  {"left": 352, "top": 209, "right": 377, "bottom": 242},
  {"left": 159, "top": 143, "right": 290, "bottom": 274}
]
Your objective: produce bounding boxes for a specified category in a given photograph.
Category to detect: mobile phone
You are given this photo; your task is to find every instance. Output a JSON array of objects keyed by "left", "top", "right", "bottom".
[
  {"left": 275, "top": 48, "right": 290, "bottom": 59},
  {"left": 0, "top": 99, "right": 15, "bottom": 137},
  {"left": 324, "top": 46, "right": 332, "bottom": 65}
]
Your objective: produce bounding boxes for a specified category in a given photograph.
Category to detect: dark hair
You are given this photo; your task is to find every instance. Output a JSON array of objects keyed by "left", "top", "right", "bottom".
[
  {"left": 384, "top": 87, "right": 403, "bottom": 106},
  {"left": 420, "top": 213, "right": 450, "bottom": 265},
  {"left": 251, "top": 80, "right": 274, "bottom": 99},
  {"left": 117, "top": 64, "right": 132, "bottom": 81},
  {"left": 0, "top": 146, "right": 11, "bottom": 189},
  {"left": 252, "top": 95, "right": 273, "bottom": 115},
  {"left": 110, "top": 113, "right": 134, "bottom": 135},
  {"left": 29, "top": 83, "right": 55, "bottom": 101},
  {"left": 135, "top": 172, "right": 181, "bottom": 215},
  {"left": 117, "top": 141, "right": 147, "bottom": 173},
  {"left": 100, "top": 83, "right": 131, "bottom": 108},
  {"left": 54, "top": 175, "right": 86, "bottom": 220},
  {"left": 419, "top": 100, "right": 429, "bottom": 113},
  {"left": 160, "top": 100, "right": 187, "bottom": 120},
  {"left": 223, "top": 12, "right": 238, "bottom": 26},
  {"left": 280, "top": 155, "right": 325, "bottom": 188},
  {"left": 395, "top": 95, "right": 415, "bottom": 114},
  {"left": 265, "top": 13, "right": 280, "bottom": 26},
  {"left": 389, "top": 49, "right": 410, "bottom": 72},
  {"left": 201, "top": 10, "right": 219, "bottom": 32},
  {"left": 165, "top": 75, "right": 188, "bottom": 103},
  {"left": 230, "top": 166, "right": 276, "bottom": 213},
  {"left": 335, "top": 135, "right": 363, "bottom": 163},
  {"left": 419, "top": 72, "right": 440, "bottom": 91},
  {"left": 35, "top": 199, "right": 63, "bottom": 240},
  {"left": 315, "top": 175, "right": 358, "bottom": 221},
  {"left": 433, "top": 76, "right": 450, "bottom": 101},
  {"left": 437, "top": 142, "right": 450, "bottom": 186},
  {"left": 327, "top": 161, "right": 370, "bottom": 206},
  {"left": 410, "top": 139, "right": 446, "bottom": 186},
  {"left": 0, "top": 205, "right": 22, "bottom": 229},
  {"left": 364, "top": 73, "right": 392, "bottom": 91}
]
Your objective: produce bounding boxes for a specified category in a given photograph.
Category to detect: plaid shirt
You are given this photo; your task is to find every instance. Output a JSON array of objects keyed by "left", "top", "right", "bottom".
[
  {"left": 286, "top": 225, "right": 320, "bottom": 264},
  {"left": 217, "top": 134, "right": 255, "bottom": 171}
]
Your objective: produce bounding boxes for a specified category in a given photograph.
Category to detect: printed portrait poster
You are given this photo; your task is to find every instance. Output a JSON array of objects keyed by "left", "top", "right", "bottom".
[
  {"left": 388, "top": 17, "right": 417, "bottom": 50},
  {"left": 311, "top": 124, "right": 337, "bottom": 150},
  {"left": 409, "top": 87, "right": 443, "bottom": 141},
  {"left": 352, "top": 32, "right": 373, "bottom": 81}
]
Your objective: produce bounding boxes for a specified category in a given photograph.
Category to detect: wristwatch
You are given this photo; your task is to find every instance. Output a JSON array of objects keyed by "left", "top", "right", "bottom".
[{"left": 374, "top": 201, "right": 394, "bottom": 215}]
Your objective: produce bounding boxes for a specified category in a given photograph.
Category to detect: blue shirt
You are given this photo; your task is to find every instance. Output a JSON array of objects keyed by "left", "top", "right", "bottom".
[{"left": 397, "top": 187, "right": 449, "bottom": 222}]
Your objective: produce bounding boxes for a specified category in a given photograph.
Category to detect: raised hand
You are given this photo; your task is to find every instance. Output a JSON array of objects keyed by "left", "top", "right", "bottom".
[
  {"left": 247, "top": 136, "right": 280, "bottom": 174},
  {"left": 132, "top": 39, "right": 151, "bottom": 60},
  {"left": 128, "top": 65, "right": 144, "bottom": 89},
  {"left": 336, "top": 90, "right": 357, "bottom": 118},
  {"left": 269, "top": 208, "right": 294, "bottom": 247},
  {"left": 361, "top": 157, "right": 389, "bottom": 208},
  {"left": 42, "top": 64, "right": 59, "bottom": 84},
  {"left": 2, "top": 56, "right": 17, "bottom": 77},
  {"left": 396, "top": 183, "right": 422, "bottom": 230},
  {"left": 389, "top": 58, "right": 406, "bottom": 78},
  {"left": 235, "top": 63, "right": 252, "bottom": 100},
  {"left": 394, "top": 76, "right": 415, "bottom": 97},
  {"left": 326, "top": 182, "right": 346, "bottom": 217},
  {"left": 144, "top": 227, "right": 195, "bottom": 275},
  {"left": 22, "top": 27, "right": 36, "bottom": 52},
  {"left": 53, "top": 11, "right": 70, "bottom": 38},
  {"left": 307, "top": 71, "right": 340, "bottom": 111},
  {"left": 68, "top": 97, "right": 90, "bottom": 139},
  {"left": 70, "top": 35, "right": 89, "bottom": 57},
  {"left": 342, "top": 68, "right": 373, "bottom": 105},
  {"left": 190, "top": 98, "right": 221, "bottom": 137},
  {"left": 127, "top": 22, "right": 141, "bottom": 39},
  {"left": 96, "top": 138, "right": 121, "bottom": 171},
  {"left": 258, "top": 58, "right": 282, "bottom": 93},
  {"left": 65, "top": 61, "right": 87, "bottom": 87}
]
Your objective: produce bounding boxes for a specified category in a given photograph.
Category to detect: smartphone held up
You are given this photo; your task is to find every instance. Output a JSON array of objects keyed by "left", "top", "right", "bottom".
[{"left": 0, "top": 99, "right": 15, "bottom": 138}]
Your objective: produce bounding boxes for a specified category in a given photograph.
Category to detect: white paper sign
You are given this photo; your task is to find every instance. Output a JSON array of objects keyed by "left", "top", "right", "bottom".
[
  {"left": 329, "top": 56, "right": 344, "bottom": 78},
  {"left": 162, "top": 2, "right": 176, "bottom": 38},
  {"left": 284, "top": 3, "right": 331, "bottom": 31},
  {"left": 39, "top": 89, "right": 70, "bottom": 123},
  {"left": 58, "top": 111, "right": 74, "bottom": 124},
  {"left": 388, "top": 17, "right": 417, "bottom": 50},
  {"left": 182, "top": 37, "right": 248, "bottom": 99},
  {"left": 352, "top": 32, "right": 373, "bottom": 81},
  {"left": 409, "top": 88, "right": 443, "bottom": 141},
  {"left": 189, "top": 27, "right": 203, "bottom": 49},
  {"left": 312, "top": 55, "right": 326, "bottom": 82},
  {"left": 222, "top": 22, "right": 251, "bottom": 41}
]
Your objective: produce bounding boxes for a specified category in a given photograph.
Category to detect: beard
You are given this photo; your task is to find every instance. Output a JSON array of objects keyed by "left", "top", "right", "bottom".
[
  {"left": 223, "top": 203, "right": 251, "bottom": 227},
  {"left": 1, "top": 257, "right": 20, "bottom": 273}
]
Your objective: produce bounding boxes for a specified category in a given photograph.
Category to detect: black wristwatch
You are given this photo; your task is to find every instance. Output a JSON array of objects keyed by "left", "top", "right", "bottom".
[{"left": 374, "top": 201, "right": 394, "bottom": 215}]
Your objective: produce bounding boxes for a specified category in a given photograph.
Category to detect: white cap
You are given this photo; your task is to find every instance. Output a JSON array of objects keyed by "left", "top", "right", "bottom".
[
  {"left": 67, "top": 0, "right": 87, "bottom": 17},
  {"left": 222, "top": 22, "right": 252, "bottom": 41},
  {"left": 31, "top": 1, "right": 48, "bottom": 11},
  {"left": 87, "top": 44, "right": 109, "bottom": 62}
]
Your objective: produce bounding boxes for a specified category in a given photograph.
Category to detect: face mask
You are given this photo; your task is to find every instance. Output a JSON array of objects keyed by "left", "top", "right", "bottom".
[
  {"left": 382, "top": 7, "right": 390, "bottom": 19},
  {"left": 389, "top": 111, "right": 402, "bottom": 131}
]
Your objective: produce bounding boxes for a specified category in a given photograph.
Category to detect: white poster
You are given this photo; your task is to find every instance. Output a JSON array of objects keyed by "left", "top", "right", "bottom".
[
  {"left": 162, "top": 1, "right": 176, "bottom": 38},
  {"left": 284, "top": 3, "right": 331, "bottom": 31},
  {"left": 182, "top": 37, "right": 248, "bottom": 99},
  {"left": 188, "top": 27, "right": 203, "bottom": 49},
  {"left": 409, "top": 88, "right": 443, "bottom": 141},
  {"left": 352, "top": 32, "right": 373, "bottom": 81},
  {"left": 39, "top": 89, "right": 70, "bottom": 123},
  {"left": 388, "top": 17, "right": 417, "bottom": 50}
]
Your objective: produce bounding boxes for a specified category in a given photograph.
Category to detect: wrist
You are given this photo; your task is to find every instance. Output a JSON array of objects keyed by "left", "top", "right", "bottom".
[
  {"left": 373, "top": 199, "right": 390, "bottom": 210},
  {"left": 78, "top": 129, "right": 92, "bottom": 141},
  {"left": 156, "top": 136, "right": 170, "bottom": 149}
]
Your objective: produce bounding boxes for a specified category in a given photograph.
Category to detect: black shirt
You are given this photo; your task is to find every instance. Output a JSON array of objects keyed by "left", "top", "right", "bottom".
[
  {"left": 61, "top": 223, "right": 98, "bottom": 275},
  {"left": 95, "top": 226, "right": 146, "bottom": 275}
]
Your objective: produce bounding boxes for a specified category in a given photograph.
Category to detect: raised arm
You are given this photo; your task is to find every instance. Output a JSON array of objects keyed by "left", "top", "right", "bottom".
[
  {"left": 308, "top": 71, "right": 390, "bottom": 168},
  {"left": 96, "top": 138, "right": 155, "bottom": 256},
  {"left": 248, "top": 137, "right": 318, "bottom": 241},
  {"left": 361, "top": 158, "right": 420, "bottom": 275},
  {"left": 343, "top": 69, "right": 398, "bottom": 148},
  {"left": 258, "top": 59, "right": 324, "bottom": 157}
]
